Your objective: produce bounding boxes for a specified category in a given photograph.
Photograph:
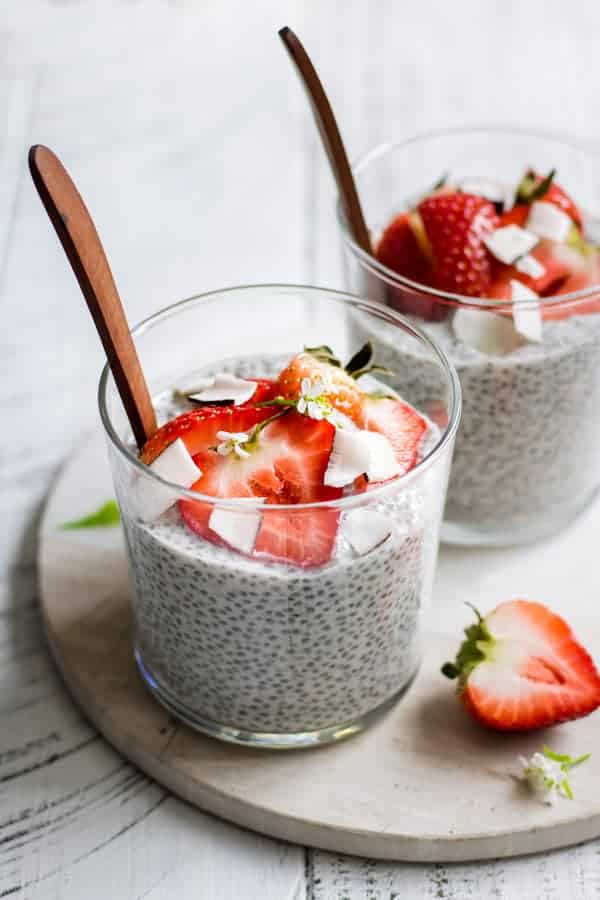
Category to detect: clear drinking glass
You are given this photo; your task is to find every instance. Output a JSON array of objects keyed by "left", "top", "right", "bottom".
[
  {"left": 338, "top": 128, "right": 600, "bottom": 545},
  {"left": 99, "top": 284, "right": 460, "bottom": 748}
]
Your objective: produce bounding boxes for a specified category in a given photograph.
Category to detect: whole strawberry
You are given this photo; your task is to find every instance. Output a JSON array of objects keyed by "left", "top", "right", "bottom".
[
  {"left": 443, "top": 600, "right": 600, "bottom": 732},
  {"left": 418, "top": 192, "right": 499, "bottom": 297}
]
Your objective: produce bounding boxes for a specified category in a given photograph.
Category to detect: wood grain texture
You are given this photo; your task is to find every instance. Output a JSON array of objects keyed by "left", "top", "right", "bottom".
[
  {"left": 37, "top": 434, "right": 600, "bottom": 864},
  {"left": 3, "top": 0, "right": 600, "bottom": 897}
]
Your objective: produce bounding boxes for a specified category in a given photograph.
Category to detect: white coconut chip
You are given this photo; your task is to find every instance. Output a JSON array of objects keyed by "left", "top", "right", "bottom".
[
  {"left": 511, "top": 280, "right": 542, "bottom": 343},
  {"left": 453, "top": 307, "right": 522, "bottom": 357},
  {"left": 324, "top": 428, "right": 400, "bottom": 487},
  {"left": 341, "top": 509, "right": 393, "bottom": 556},
  {"left": 483, "top": 225, "right": 539, "bottom": 265},
  {"left": 360, "top": 431, "right": 401, "bottom": 482},
  {"left": 138, "top": 438, "right": 202, "bottom": 521},
  {"left": 527, "top": 201, "right": 572, "bottom": 242},
  {"left": 209, "top": 497, "right": 265, "bottom": 554},
  {"left": 515, "top": 253, "right": 545, "bottom": 279},
  {"left": 187, "top": 372, "right": 257, "bottom": 406},
  {"left": 459, "top": 177, "right": 505, "bottom": 207}
]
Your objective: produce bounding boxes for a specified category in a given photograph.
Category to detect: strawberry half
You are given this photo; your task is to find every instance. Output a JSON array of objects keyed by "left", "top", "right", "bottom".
[
  {"left": 442, "top": 600, "right": 600, "bottom": 732},
  {"left": 418, "top": 192, "right": 500, "bottom": 297},
  {"left": 359, "top": 396, "right": 428, "bottom": 477},
  {"left": 515, "top": 169, "right": 583, "bottom": 231},
  {"left": 180, "top": 411, "right": 343, "bottom": 567},
  {"left": 278, "top": 350, "right": 365, "bottom": 421}
]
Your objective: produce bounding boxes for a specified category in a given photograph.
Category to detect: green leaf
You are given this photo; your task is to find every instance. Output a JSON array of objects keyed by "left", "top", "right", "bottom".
[
  {"left": 345, "top": 341, "right": 374, "bottom": 376},
  {"left": 304, "top": 345, "right": 341, "bottom": 367},
  {"left": 432, "top": 172, "right": 449, "bottom": 191},
  {"left": 543, "top": 746, "right": 591, "bottom": 772},
  {"left": 441, "top": 603, "right": 494, "bottom": 691},
  {"left": 62, "top": 500, "right": 120, "bottom": 530},
  {"left": 515, "top": 168, "right": 556, "bottom": 205},
  {"left": 561, "top": 778, "right": 574, "bottom": 800}
]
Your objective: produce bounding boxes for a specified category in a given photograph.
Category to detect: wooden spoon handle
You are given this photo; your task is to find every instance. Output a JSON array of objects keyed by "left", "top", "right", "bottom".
[
  {"left": 279, "top": 26, "right": 372, "bottom": 254},
  {"left": 29, "top": 145, "right": 157, "bottom": 449}
]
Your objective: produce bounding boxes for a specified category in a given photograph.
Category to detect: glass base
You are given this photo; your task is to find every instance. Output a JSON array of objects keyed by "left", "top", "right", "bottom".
[
  {"left": 442, "top": 484, "right": 600, "bottom": 547},
  {"left": 135, "top": 647, "right": 419, "bottom": 750}
]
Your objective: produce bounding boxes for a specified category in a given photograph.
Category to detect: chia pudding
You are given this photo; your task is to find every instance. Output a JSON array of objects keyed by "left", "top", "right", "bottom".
[
  {"left": 340, "top": 147, "right": 600, "bottom": 542},
  {"left": 111, "top": 343, "right": 451, "bottom": 743},
  {"left": 357, "top": 312, "right": 600, "bottom": 539}
]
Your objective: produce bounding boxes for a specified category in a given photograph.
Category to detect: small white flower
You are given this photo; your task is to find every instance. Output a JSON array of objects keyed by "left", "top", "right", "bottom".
[
  {"left": 215, "top": 430, "right": 251, "bottom": 459},
  {"left": 296, "top": 377, "right": 334, "bottom": 421},
  {"left": 520, "top": 753, "right": 565, "bottom": 805},
  {"left": 519, "top": 747, "right": 590, "bottom": 805}
]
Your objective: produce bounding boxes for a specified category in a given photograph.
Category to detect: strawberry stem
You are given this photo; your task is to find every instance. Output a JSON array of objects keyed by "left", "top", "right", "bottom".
[{"left": 441, "top": 603, "right": 494, "bottom": 690}]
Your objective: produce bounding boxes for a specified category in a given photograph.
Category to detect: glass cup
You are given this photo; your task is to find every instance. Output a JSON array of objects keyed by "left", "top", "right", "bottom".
[
  {"left": 338, "top": 128, "right": 600, "bottom": 545},
  {"left": 99, "top": 284, "right": 460, "bottom": 749}
]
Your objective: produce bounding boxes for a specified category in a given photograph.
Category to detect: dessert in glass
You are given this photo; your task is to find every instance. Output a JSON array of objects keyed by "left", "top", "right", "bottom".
[
  {"left": 338, "top": 128, "right": 600, "bottom": 545},
  {"left": 99, "top": 285, "right": 460, "bottom": 748}
]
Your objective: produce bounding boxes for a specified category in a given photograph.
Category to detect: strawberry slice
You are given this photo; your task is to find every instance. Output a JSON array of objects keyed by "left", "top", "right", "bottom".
[
  {"left": 418, "top": 192, "right": 500, "bottom": 297},
  {"left": 487, "top": 240, "right": 575, "bottom": 300},
  {"left": 139, "top": 379, "right": 278, "bottom": 465},
  {"left": 442, "top": 600, "right": 600, "bottom": 732},
  {"left": 376, "top": 212, "right": 434, "bottom": 285},
  {"left": 359, "top": 396, "right": 428, "bottom": 477},
  {"left": 180, "top": 411, "right": 342, "bottom": 567}
]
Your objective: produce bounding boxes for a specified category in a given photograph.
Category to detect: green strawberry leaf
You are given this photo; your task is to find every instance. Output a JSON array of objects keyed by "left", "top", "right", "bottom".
[
  {"left": 304, "top": 345, "right": 341, "bottom": 367},
  {"left": 345, "top": 341, "right": 374, "bottom": 376},
  {"left": 62, "top": 500, "right": 121, "bottom": 530}
]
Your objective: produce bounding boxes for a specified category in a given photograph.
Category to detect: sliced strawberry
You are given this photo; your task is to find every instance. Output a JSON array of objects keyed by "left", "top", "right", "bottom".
[
  {"left": 140, "top": 401, "right": 275, "bottom": 466},
  {"left": 442, "top": 600, "right": 600, "bottom": 732},
  {"left": 375, "top": 212, "right": 434, "bottom": 285},
  {"left": 359, "top": 396, "right": 428, "bottom": 477},
  {"left": 255, "top": 506, "right": 341, "bottom": 568},
  {"left": 487, "top": 240, "right": 575, "bottom": 301},
  {"left": 418, "top": 192, "right": 500, "bottom": 297},
  {"left": 179, "top": 411, "right": 342, "bottom": 567},
  {"left": 278, "top": 351, "right": 365, "bottom": 421}
]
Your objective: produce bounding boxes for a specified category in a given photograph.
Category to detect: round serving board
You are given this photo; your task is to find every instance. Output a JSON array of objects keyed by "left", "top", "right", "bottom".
[{"left": 39, "top": 432, "right": 600, "bottom": 862}]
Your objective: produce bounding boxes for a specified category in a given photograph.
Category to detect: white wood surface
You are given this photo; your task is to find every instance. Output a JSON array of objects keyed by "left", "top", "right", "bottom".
[
  {"left": 37, "top": 433, "right": 600, "bottom": 863},
  {"left": 3, "top": 1, "right": 600, "bottom": 897}
]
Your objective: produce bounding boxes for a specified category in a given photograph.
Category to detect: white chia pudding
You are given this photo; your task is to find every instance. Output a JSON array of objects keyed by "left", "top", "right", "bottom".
[
  {"left": 119, "top": 353, "right": 445, "bottom": 737},
  {"left": 353, "top": 310, "right": 600, "bottom": 538}
]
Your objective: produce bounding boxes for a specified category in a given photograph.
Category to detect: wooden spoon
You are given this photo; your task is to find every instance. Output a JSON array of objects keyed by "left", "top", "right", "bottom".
[
  {"left": 279, "top": 26, "right": 372, "bottom": 254},
  {"left": 28, "top": 145, "right": 157, "bottom": 449}
]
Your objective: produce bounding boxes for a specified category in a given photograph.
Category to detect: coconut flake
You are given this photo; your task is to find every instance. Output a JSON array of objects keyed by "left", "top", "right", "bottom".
[
  {"left": 515, "top": 253, "right": 545, "bottom": 279},
  {"left": 360, "top": 431, "right": 401, "bottom": 482},
  {"left": 138, "top": 438, "right": 202, "bottom": 521},
  {"left": 187, "top": 372, "right": 257, "bottom": 406},
  {"left": 511, "top": 280, "right": 542, "bottom": 343},
  {"left": 324, "top": 429, "right": 372, "bottom": 487},
  {"left": 459, "top": 177, "right": 505, "bottom": 207},
  {"left": 324, "top": 428, "right": 400, "bottom": 487},
  {"left": 483, "top": 225, "right": 539, "bottom": 264},
  {"left": 527, "top": 201, "right": 572, "bottom": 242},
  {"left": 341, "top": 509, "right": 392, "bottom": 555},
  {"left": 453, "top": 307, "right": 522, "bottom": 356},
  {"left": 208, "top": 497, "right": 265, "bottom": 554}
]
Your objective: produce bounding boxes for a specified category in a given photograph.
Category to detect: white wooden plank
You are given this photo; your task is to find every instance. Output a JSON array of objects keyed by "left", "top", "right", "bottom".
[
  {"left": 0, "top": 2, "right": 307, "bottom": 897},
  {"left": 308, "top": 0, "right": 600, "bottom": 896}
]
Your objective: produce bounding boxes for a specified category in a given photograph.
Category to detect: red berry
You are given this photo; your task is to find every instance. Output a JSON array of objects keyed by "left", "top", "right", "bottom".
[
  {"left": 443, "top": 600, "right": 600, "bottom": 732},
  {"left": 418, "top": 192, "right": 499, "bottom": 297}
]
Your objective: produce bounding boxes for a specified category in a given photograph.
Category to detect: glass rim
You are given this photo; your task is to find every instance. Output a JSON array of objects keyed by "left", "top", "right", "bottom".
[
  {"left": 336, "top": 124, "right": 600, "bottom": 310},
  {"left": 98, "top": 283, "right": 461, "bottom": 511}
]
